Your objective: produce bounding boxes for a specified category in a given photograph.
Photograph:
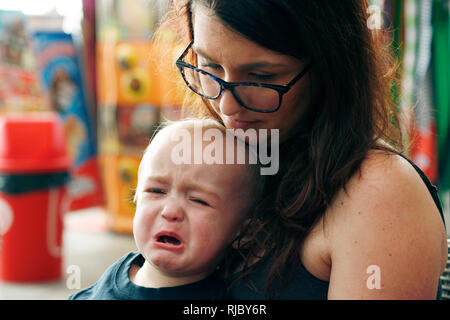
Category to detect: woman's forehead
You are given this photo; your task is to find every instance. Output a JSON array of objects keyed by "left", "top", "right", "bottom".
[{"left": 191, "top": 4, "right": 301, "bottom": 68}]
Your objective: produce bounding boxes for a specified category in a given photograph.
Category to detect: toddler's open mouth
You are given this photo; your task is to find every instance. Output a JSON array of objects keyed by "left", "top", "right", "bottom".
[
  {"left": 154, "top": 231, "right": 184, "bottom": 251},
  {"left": 157, "top": 235, "right": 181, "bottom": 246}
]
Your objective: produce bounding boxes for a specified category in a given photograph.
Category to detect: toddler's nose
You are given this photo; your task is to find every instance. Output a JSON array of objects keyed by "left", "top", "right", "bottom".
[{"left": 160, "top": 201, "right": 185, "bottom": 222}]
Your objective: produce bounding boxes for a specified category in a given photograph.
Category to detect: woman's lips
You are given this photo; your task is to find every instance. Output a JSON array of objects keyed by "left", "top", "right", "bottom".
[
  {"left": 153, "top": 231, "right": 184, "bottom": 251},
  {"left": 224, "top": 117, "right": 260, "bottom": 130}
]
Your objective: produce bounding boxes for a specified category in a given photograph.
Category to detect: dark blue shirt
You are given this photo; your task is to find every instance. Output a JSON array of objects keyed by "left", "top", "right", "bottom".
[{"left": 68, "top": 252, "right": 229, "bottom": 300}]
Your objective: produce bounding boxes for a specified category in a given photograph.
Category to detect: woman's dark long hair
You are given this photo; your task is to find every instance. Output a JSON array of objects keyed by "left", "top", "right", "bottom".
[{"left": 160, "top": 0, "right": 404, "bottom": 297}]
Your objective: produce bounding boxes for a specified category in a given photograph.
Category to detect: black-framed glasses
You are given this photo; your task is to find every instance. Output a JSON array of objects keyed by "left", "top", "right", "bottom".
[{"left": 175, "top": 41, "right": 313, "bottom": 113}]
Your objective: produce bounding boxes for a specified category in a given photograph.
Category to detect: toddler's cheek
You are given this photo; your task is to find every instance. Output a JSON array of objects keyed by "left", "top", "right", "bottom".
[
  {"left": 133, "top": 214, "right": 153, "bottom": 248},
  {"left": 194, "top": 229, "right": 228, "bottom": 255}
]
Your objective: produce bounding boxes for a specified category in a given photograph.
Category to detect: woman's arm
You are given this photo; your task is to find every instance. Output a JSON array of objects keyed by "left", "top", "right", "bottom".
[{"left": 326, "top": 152, "right": 447, "bottom": 299}]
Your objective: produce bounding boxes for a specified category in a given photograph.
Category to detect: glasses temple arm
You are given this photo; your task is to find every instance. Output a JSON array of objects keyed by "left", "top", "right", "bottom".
[
  {"left": 177, "top": 41, "right": 194, "bottom": 62},
  {"left": 286, "top": 62, "right": 314, "bottom": 89}
]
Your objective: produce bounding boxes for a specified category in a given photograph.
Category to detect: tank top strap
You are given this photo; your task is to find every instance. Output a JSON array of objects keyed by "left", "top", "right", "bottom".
[{"left": 398, "top": 153, "right": 445, "bottom": 226}]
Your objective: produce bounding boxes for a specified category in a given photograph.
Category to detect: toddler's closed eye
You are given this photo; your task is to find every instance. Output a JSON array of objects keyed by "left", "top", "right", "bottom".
[
  {"left": 190, "top": 198, "right": 210, "bottom": 207},
  {"left": 145, "top": 188, "right": 166, "bottom": 195}
]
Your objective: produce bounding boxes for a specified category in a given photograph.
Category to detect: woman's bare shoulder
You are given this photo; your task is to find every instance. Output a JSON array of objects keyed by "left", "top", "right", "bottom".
[
  {"left": 324, "top": 150, "right": 447, "bottom": 299},
  {"left": 328, "top": 149, "right": 441, "bottom": 219}
]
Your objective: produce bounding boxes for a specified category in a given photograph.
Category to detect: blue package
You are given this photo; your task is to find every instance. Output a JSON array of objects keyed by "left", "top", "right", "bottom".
[{"left": 32, "top": 31, "right": 103, "bottom": 210}]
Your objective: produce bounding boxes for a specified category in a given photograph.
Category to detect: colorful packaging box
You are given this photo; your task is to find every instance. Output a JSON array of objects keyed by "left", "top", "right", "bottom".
[
  {"left": 99, "top": 154, "right": 139, "bottom": 233},
  {"left": 0, "top": 10, "right": 30, "bottom": 68},
  {"left": 32, "top": 31, "right": 103, "bottom": 211}
]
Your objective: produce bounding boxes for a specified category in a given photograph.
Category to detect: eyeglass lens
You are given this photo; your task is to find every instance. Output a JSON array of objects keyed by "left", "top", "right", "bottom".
[{"left": 182, "top": 67, "right": 280, "bottom": 111}]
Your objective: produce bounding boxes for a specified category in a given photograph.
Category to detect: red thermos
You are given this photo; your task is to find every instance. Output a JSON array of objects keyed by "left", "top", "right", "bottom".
[{"left": 0, "top": 113, "right": 71, "bottom": 282}]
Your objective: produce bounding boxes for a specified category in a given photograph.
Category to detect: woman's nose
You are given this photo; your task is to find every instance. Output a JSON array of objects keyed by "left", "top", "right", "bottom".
[
  {"left": 218, "top": 90, "right": 243, "bottom": 117},
  {"left": 160, "top": 201, "right": 185, "bottom": 222}
]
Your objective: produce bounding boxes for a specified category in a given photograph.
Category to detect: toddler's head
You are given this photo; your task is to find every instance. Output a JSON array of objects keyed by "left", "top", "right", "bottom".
[{"left": 133, "top": 118, "right": 264, "bottom": 283}]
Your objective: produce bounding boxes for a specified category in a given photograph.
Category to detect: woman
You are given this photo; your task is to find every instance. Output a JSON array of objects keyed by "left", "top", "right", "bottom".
[{"left": 162, "top": 0, "right": 448, "bottom": 299}]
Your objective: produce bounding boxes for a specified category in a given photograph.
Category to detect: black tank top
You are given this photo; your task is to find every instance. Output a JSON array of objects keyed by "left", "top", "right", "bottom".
[{"left": 230, "top": 155, "right": 446, "bottom": 300}]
